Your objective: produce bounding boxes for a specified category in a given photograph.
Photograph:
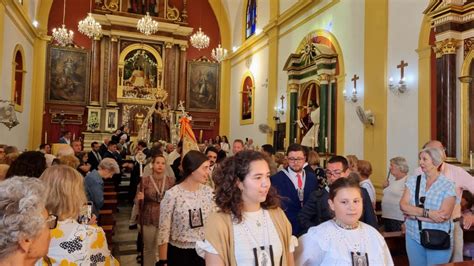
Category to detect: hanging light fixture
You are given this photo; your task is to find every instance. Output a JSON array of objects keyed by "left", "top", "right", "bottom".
[
  {"left": 212, "top": 44, "right": 227, "bottom": 62},
  {"left": 190, "top": 28, "right": 210, "bottom": 50},
  {"left": 190, "top": 3, "right": 209, "bottom": 50},
  {"left": 52, "top": 0, "right": 74, "bottom": 46},
  {"left": 137, "top": 12, "right": 159, "bottom": 35},
  {"left": 211, "top": 4, "right": 227, "bottom": 62},
  {"left": 78, "top": 0, "right": 102, "bottom": 38}
]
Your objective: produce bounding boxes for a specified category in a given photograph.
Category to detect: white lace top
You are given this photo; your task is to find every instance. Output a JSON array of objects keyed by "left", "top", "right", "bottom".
[
  {"left": 158, "top": 184, "right": 215, "bottom": 249},
  {"left": 295, "top": 220, "right": 393, "bottom": 266}
]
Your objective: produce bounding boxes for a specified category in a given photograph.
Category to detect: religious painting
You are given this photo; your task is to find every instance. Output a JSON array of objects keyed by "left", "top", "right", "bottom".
[
  {"left": 186, "top": 61, "right": 220, "bottom": 112},
  {"left": 240, "top": 73, "right": 255, "bottom": 125},
  {"left": 11, "top": 45, "right": 25, "bottom": 112},
  {"left": 46, "top": 45, "right": 90, "bottom": 105},
  {"left": 105, "top": 109, "right": 118, "bottom": 132},
  {"left": 118, "top": 44, "right": 163, "bottom": 103}
]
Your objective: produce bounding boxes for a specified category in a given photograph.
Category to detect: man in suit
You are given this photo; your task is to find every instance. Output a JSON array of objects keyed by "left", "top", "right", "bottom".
[
  {"left": 102, "top": 141, "right": 124, "bottom": 190},
  {"left": 87, "top": 141, "right": 102, "bottom": 171},
  {"left": 99, "top": 137, "right": 110, "bottom": 157},
  {"left": 298, "top": 155, "right": 378, "bottom": 234},
  {"left": 270, "top": 143, "right": 318, "bottom": 236},
  {"left": 58, "top": 131, "right": 72, "bottom": 144}
]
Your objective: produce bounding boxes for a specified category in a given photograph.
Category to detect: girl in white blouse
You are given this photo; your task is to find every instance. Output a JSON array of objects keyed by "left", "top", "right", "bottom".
[
  {"left": 158, "top": 150, "right": 215, "bottom": 266},
  {"left": 295, "top": 177, "right": 393, "bottom": 266},
  {"left": 197, "top": 150, "right": 296, "bottom": 266}
]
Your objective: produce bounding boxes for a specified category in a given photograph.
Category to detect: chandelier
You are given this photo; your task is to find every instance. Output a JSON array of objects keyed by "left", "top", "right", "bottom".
[
  {"left": 212, "top": 44, "right": 228, "bottom": 62},
  {"left": 78, "top": 13, "right": 102, "bottom": 38},
  {"left": 190, "top": 28, "right": 210, "bottom": 50},
  {"left": 52, "top": 0, "right": 73, "bottom": 46},
  {"left": 137, "top": 12, "right": 159, "bottom": 35}
]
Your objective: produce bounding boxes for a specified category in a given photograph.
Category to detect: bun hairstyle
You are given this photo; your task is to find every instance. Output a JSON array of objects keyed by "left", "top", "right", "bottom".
[{"left": 181, "top": 150, "right": 208, "bottom": 179}]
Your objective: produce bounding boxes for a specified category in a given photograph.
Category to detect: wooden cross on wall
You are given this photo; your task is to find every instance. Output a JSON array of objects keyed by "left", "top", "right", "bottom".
[
  {"left": 351, "top": 74, "right": 359, "bottom": 89},
  {"left": 280, "top": 95, "right": 285, "bottom": 108},
  {"left": 397, "top": 60, "right": 408, "bottom": 79}
]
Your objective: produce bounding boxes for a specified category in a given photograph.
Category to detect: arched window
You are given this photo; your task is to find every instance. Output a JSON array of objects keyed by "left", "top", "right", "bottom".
[
  {"left": 246, "top": 0, "right": 257, "bottom": 39},
  {"left": 11, "top": 45, "right": 25, "bottom": 112}
]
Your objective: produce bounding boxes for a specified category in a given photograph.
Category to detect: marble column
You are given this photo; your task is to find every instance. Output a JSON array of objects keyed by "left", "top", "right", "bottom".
[
  {"left": 434, "top": 38, "right": 458, "bottom": 161},
  {"left": 319, "top": 74, "right": 329, "bottom": 153},
  {"left": 107, "top": 36, "right": 118, "bottom": 106},
  {"left": 289, "top": 84, "right": 298, "bottom": 144},
  {"left": 178, "top": 44, "right": 188, "bottom": 104},
  {"left": 90, "top": 36, "right": 101, "bottom": 105}
]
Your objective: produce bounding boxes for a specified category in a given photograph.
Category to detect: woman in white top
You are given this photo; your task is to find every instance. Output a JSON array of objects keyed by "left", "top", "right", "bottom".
[
  {"left": 381, "top": 156, "right": 409, "bottom": 232},
  {"left": 220, "top": 135, "right": 231, "bottom": 156},
  {"left": 357, "top": 160, "right": 376, "bottom": 208},
  {"left": 295, "top": 177, "right": 393, "bottom": 266},
  {"left": 196, "top": 150, "right": 296, "bottom": 266},
  {"left": 158, "top": 150, "right": 215, "bottom": 266}
]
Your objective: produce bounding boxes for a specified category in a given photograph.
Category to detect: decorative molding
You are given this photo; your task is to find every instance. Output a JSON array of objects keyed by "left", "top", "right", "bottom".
[{"left": 464, "top": 37, "right": 474, "bottom": 58}]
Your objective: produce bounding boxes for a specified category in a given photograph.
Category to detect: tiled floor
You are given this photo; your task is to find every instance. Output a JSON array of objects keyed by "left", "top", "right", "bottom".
[{"left": 113, "top": 204, "right": 140, "bottom": 266}]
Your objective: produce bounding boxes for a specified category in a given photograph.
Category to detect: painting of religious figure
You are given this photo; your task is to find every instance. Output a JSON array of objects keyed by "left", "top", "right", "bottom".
[
  {"left": 121, "top": 49, "right": 160, "bottom": 100},
  {"left": 186, "top": 61, "right": 220, "bottom": 112},
  {"left": 46, "top": 45, "right": 90, "bottom": 105}
]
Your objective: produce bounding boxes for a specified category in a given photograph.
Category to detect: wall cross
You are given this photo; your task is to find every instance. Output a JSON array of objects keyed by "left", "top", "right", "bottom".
[{"left": 397, "top": 60, "right": 408, "bottom": 79}]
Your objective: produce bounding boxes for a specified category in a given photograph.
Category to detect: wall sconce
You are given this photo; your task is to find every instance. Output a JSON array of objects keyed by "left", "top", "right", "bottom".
[
  {"left": 389, "top": 60, "right": 408, "bottom": 95},
  {"left": 343, "top": 74, "right": 359, "bottom": 103},
  {"left": 0, "top": 100, "right": 19, "bottom": 130}
]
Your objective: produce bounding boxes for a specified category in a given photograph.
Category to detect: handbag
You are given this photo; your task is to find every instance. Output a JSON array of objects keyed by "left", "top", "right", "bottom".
[{"left": 415, "top": 175, "right": 451, "bottom": 250}]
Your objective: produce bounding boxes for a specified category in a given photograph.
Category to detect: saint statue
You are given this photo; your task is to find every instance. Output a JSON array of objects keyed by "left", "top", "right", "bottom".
[{"left": 300, "top": 102, "right": 320, "bottom": 148}]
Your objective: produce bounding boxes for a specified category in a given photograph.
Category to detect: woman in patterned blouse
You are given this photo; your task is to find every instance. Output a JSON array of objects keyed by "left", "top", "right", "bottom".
[
  {"left": 158, "top": 150, "right": 215, "bottom": 266},
  {"left": 136, "top": 153, "right": 175, "bottom": 266},
  {"left": 37, "top": 165, "right": 118, "bottom": 266}
]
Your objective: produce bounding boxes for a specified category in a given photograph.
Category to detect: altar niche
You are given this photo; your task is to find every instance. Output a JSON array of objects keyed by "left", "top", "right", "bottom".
[{"left": 118, "top": 43, "right": 163, "bottom": 104}]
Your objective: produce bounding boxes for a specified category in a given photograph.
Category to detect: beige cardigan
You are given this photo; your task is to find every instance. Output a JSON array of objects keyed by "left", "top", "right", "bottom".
[{"left": 204, "top": 207, "right": 293, "bottom": 266}]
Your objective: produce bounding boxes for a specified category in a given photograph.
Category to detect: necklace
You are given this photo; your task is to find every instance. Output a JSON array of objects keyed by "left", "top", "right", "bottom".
[
  {"left": 332, "top": 219, "right": 369, "bottom": 265},
  {"left": 240, "top": 209, "right": 273, "bottom": 266},
  {"left": 333, "top": 218, "right": 359, "bottom": 230},
  {"left": 244, "top": 210, "right": 264, "bottom": 227}
]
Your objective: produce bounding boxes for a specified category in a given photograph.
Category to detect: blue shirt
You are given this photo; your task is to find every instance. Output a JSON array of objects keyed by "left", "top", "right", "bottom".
[
  {"left": 84, "top": 169, "right": 104, "bottom": 217},
  {"left": 405, "top": 173, "right": 457, "bottom": 243}
]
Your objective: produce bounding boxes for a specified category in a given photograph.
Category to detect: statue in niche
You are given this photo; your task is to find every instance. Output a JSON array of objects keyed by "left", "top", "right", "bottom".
[
  {"left": 122, "top": 49, "right": 158, "bottom": 99},
  {"left": 132, "top": 111, "right": 146, "bottom": 135}
]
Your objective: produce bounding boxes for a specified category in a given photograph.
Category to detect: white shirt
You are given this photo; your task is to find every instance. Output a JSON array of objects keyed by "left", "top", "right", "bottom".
[
  {"left": 381, "top": 175, "right": 407, "bottom": 221},
  {"left": 283, "top": 167, "right": 306, "bottom": 191},
  {"left": 167, "top": 150, "right": 180, "bottom": 165},
  {"left": 360, "top": 179, "right": 376, "bottom": 205},
  {"left": 295, "top": 220, "right": 393, "bottom": 266}
]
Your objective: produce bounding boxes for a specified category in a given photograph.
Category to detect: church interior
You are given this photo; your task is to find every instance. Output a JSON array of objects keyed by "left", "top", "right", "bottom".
[{"left": 1, "top": 0, "right": 474, "bottom": 265}]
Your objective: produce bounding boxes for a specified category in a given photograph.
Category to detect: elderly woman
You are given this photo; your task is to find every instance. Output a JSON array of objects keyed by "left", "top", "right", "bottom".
[
  {"left": 381, "top": 156, "right": 409, "bottom": 232},
  {"left": 400, "top": 147, "right": 457, "bottom": 265},
  {"left": 84, "top": 158, "right": 120, "bottom": 218},
  {"left": 39, "top": 165, "right": 118, "bottom": 265},
  {"left": 357, "top": 160, "right": 376, "bottom": 207},
  {"left": 0, "top": 176, "right": 56, "bottom": 266}
]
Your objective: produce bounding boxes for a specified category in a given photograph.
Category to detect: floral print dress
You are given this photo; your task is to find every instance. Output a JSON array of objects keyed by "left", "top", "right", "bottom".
[{"left": 36, "top": 219, "right": 118, "bottom": 266}]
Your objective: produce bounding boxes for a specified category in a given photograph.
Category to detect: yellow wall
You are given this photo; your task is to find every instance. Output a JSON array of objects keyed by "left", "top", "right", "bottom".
[{"left": 364, "top": 0, "right": 388, "bottom": 188}]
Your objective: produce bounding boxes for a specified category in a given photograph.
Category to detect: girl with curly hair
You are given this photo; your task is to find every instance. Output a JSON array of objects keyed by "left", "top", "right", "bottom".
[{"left": 197, "top": 150, "right": 296, "bottom": 266}]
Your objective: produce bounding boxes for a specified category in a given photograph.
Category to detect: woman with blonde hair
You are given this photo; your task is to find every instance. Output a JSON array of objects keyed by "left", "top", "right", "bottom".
[
  {"left": 38, "top": 165, "right": 118, "bottom": 265},
  {"left": 346, "top": 155, "right": 359, "bottom": 173}
]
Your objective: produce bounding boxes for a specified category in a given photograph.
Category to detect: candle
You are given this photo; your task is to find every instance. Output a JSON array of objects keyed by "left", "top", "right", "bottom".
[
  {"left": 199, "top": 130, "right": 203, "bottom": 143},
  {"left": 311, "top": 137, "right": 315, "bottom": 149},
  {"left": 44, "top": 131, "right": 47, "bottom": 143},
  {"left": 325, "top": 137, "right": 328, "bottom": 151},
  {"left": 73, "top": 133, "right": 76, "bottom": 140},
  {"left": 294, "top": 138, "right": 297, "bottom": 144},
  {"left": 470, "top": 151, "right": 473, "bottom": 170},
  {"left": 139, "top": 163, "right": 143, "bottom": 177}
]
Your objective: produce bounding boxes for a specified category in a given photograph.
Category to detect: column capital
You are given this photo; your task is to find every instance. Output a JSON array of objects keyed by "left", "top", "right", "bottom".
[
  {"left": 110, "top": 35, "right": 119, "bottom": 42},
  {"left": 288, "top": 84, "right": 298, "bottom": 93},
  {"left": 318, "top": 74, "right": 330, "bottom": 84},
  {"left": 165, "top": 42, "right": 173, "bottom": 49},
  {"left": 179, "top": 44, "right": 188, "bottom": 51},
  {"left": 434, "top": 38, "right": 460, "bottom": 57}
]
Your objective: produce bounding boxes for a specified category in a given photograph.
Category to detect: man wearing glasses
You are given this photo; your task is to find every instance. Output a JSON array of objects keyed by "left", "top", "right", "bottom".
[
  {"left": 298, "top": 155, "right": 378, "bottom": 234},
  {"left": 271, "top": 143, "right": 318, "bottom": 236}
]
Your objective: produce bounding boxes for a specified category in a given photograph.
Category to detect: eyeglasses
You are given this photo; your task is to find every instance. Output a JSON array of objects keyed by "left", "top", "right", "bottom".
[
  {"left": 288, "top": 157, "right": 305, "bottom": 162},
  {"left": 46, "top": 214, "right": 58, "bottom": 230},
  {"left": 325, "top": 169, "right": 343, "bottom": 176}
]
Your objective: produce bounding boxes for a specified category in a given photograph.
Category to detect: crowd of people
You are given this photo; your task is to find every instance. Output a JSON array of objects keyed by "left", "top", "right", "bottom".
[{"left": 0, "top": 132, "right": 473, "bottom": 266}]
